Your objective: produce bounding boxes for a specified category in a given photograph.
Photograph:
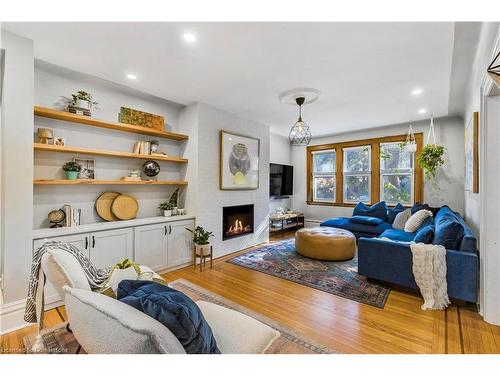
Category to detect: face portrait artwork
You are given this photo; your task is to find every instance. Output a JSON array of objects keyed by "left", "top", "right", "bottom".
[{"left": 220, "top": 131, "right": 259, "bottom": 190}]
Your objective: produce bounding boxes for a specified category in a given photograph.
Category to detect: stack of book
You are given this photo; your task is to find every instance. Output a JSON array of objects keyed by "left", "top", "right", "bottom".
[
  {"left": 68, "top": 105, "right": 91, "bottom": 117},
  {"left": 63, "top": 204, "right": 82, "bottom": 227},
  {"left": 133, "top": 140, "right": 152, "bottom": 155}
]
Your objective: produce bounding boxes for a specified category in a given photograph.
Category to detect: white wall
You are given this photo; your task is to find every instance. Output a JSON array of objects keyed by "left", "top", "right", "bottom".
[
  {"left": 33, "top": 61, "right": 186, "bottom": 228},
  {"left": 463, "top": 22, "right": 500, "bottom": 236},
  {"left": 269, "top": 133, "right": 293, "bottom": 213},
  {"left": 180, "top": 103, "right": 270, "bottom": 258},
  {"left": 291, "top": 116, "right": 465, "bottom": 222},
  {"left": 0, "top": 31, "right": 34, "bottom": 305}
]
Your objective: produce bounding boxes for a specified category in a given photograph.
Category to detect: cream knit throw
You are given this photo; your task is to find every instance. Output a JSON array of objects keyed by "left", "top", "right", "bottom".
[{"left": 410, "top": 243, "right": 450, "bottom": 310}]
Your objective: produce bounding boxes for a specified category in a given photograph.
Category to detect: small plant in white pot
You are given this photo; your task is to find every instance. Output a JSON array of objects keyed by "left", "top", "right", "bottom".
[
  {"left": 158, "top": 202, "right": 175, "bottom": 216},
  {"left": 70, "top": 90, "right": 98, "bottom": 110},
  {"left": 187, "top": 226, "right": 214, "bottom": 256}
]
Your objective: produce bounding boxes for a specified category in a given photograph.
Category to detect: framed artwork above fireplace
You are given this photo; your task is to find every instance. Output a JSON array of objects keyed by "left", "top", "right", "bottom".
[{"left": 220, "top": 130, "right": 260, "bottom": 190}]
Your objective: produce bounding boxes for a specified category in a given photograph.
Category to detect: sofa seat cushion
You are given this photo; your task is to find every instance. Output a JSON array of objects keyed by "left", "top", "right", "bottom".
[
  {"left": 117, "top": 280, "right": 220, "bottom": 354},
  {"left": 321, "top": 217, "right": 391, "bottom": 235},
  {"left": 196, "top": 301, "right": 280, "bottom": 354},
  {"left": 349, "top": 215, "right": 384, "bottom": 226},
  {"left": 380, "top": 229, "right": 416, "bottom": 242},
  {"left": 353, "top": 201, "right": 388, "bottom": 221}
]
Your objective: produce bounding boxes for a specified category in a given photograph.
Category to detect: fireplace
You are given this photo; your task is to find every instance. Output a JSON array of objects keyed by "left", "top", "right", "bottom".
[{"left": 222, "top": 204, "right": 254, "bottom": 240}]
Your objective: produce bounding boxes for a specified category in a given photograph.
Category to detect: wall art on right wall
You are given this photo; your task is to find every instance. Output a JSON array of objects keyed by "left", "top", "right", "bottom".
[{"left": 465, "top": 111, "right": 479, "bottom": 193}]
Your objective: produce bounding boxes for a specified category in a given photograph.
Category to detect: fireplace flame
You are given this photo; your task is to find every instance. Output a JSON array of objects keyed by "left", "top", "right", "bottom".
[{"left": 226, "top": 219, "right": 252, "bottom": 236}]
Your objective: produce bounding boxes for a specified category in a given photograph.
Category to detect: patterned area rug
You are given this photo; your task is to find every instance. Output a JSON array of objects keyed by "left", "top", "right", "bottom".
[
  {"left": 227, "top": 238, "right": 390, "bottom": 308},
  {"left": 23, "top": 279, "right": 338, "bottom": 354}
]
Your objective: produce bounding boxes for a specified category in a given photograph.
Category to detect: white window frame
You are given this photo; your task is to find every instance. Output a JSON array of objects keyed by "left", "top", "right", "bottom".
[
  {"left": 343, "top": 145, "right": 371, "bottom": 203},
  {"left": 379, "top": 142, "right": 415, "bottom": 205},
  {"left": 311, "top": 149, "right": 336, "bottom": 203}
]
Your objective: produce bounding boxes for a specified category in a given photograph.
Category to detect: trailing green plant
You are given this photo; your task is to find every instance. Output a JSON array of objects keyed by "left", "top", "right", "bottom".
[
  {"left": 158, "top": 202, "right": 175, "bottom": 211},
  {"left": 417, "top": 144, "right": 445, "bottom": 179},
  {"left": 186, "top": 226, "right": 213, "bottom": 245},
  {"left": 70, "top": 90, "right": 98, "bottom": 107},
  {"left": 62, "top": 161, "right": 81, "bottom": 172}
]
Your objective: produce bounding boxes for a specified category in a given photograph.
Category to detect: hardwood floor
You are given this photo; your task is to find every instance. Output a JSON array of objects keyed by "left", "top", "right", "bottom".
[{"left": 2, "top": 232, "right": 499, "bottom": 354}]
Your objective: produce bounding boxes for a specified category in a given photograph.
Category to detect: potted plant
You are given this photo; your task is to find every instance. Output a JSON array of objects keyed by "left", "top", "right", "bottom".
[
  {"left": 186, "top": 226, "right": 214, "bottom": 256},
  {"left": 62, "top": 161, "right": 81, "bottom": 180},
  {"left": 70, "top": 90, "right": 98, "bottom": 110},
  {"left": 158, "top": 202, "right": 175, "bottom": 216},
  {"left": 417, "top": 144, "right": 445, "bottom": 179}
]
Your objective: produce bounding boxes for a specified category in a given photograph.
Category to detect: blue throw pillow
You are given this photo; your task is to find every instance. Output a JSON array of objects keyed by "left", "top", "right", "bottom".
[
  {"left": 411, "top": 203, "right": 430, "bottom": 215},
  {"left": 117, "top": 280, "right": 220, "bottom": 354},
  {"left": 350, "top": 215, "right": 384, "bottom": 226},
  {"left": 352, "top": 201, "right": 388, "bottom": 221},
  {"left": 414, "top": 225, "right": 435, "bottom": 244},
  {"left": 387, "top": 203, "right": 405, "bottom": 224},
  {"left": 432, "top": 214, "right": 465, "bottom": 250}
]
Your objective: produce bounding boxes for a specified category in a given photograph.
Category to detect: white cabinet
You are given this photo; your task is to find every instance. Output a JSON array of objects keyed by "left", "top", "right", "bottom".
[
  {"left": 167, "top": 220, "right": 194, "bottom": 267},
  {"left": 33, "top": 233, "right": 90, "bottom": 306},
  {"left": 134, "top": 223, "right": 168, "bottom": 272},
  {"left": 89, "top": 228, "right": 133, "bottom": 269}
]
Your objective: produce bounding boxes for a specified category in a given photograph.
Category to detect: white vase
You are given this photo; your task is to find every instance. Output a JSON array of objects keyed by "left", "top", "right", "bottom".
[
  {"left": 172, "top": 207, "right": 178, "bottom": 215},
  {"left": 405, "top": 143, "right": 417, "bottom": 153},
  {"left": 75, "top": 99, "right": 91, "bottom": 110},
  {"left": 195, "top": 243, "right": 211, "bottom": 256},
  {"left": 164, "top": 210, "right": 172, "bottom": 217},
  {"left": 109, "top": 267, "right": 138, "bottom": 294}
]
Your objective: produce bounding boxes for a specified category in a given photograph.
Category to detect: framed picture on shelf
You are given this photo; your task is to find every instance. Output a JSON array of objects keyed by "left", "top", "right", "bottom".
[
  {"left": 464, "top": 111, "right": 479, "bottom": 193},
  {"left": 73, "top": 158, "right": 96, "bottom": 179},
  {"left": 220, "top": 130, "right": 260, "bottom": 190}
]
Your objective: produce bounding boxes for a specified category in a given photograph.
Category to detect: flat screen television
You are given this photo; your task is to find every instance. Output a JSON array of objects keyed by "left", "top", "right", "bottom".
[{"left": 270, "top": 163, "right": 293, "bottom": 197}]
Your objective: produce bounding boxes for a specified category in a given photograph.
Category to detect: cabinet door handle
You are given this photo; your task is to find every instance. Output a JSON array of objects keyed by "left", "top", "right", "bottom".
[
  {"left": 169, "top": 225, "right": 172, "bottom": 235},
  {"left": 165, "top": 225, "right": 167, "bottom": 236},
  {"left": 85, "top": 237, "right": 88, "bottom": 249},
  {"left": 92, "top": 235, "right": 95, "bottom": 248}
]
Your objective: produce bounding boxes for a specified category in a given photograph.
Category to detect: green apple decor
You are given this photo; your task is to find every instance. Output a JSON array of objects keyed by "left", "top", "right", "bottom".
[{"left": 62, "top": 161, "right": 81, "bottom": 180}]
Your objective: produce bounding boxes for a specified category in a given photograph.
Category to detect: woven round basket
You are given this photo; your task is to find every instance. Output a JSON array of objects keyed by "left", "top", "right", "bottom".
[
  {"left": 95, "top": 192, "right": 121, "bottom": 221},
  {"left": 111, "top": 194, "right": 139, "bottom": 220}
]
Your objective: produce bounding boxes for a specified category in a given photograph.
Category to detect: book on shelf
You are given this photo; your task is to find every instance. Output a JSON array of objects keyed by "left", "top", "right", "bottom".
[{"left": 62, "top": 204, "right": 82, "bottom": 227}]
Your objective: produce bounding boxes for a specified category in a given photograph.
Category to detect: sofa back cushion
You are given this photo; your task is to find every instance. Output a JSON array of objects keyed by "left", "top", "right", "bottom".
[
  {"left": 411, "top": 203, "right": 430, "bottom": 215},
  {"left": 64, "top": 286, "right": 185, "bottom": 354},
  {"left": 414, "top": 225, "right": 435, "bottom": 244},
  {"left": 387, "top": 203, "right": 405, "bottom": 224},
  {"left": 353, "top": 201, "right": 388, "bottom": 221},
  {"left": 117, "top": 280, "right": 220, "bottom": 354},
  {"left": 432, "top": 206, "right": 466, "bottom": 250},
  {"left": 350, "top": 215, "right": 384, "bottom": 226}
]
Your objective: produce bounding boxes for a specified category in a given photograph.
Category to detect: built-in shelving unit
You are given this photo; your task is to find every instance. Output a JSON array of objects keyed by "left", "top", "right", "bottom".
[
  {"left": 34, "top": 179, "right": 188, "bottom": 185},
  {"left": 34, "top": 143, "right": 188, "bottom": 163},
  {"left": 34, "top": 106, "right": 189, "bottom": 141}
]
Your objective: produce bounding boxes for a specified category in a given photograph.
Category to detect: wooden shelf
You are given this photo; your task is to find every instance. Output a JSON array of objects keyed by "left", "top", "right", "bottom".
[
  {"left": 34, "top": 179, "right": 188, "bottom": 186},
  {"left": 34, "top": 143, "right": 188, "bottom": 163},
  {"left": 34, "top": 106, "right": 189, "bottom": 141}
]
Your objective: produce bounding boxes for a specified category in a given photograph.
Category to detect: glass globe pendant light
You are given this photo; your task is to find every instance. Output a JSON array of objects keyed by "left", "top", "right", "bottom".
[{"left": 289, "top": 97, "right": 312, "bottom": 146}]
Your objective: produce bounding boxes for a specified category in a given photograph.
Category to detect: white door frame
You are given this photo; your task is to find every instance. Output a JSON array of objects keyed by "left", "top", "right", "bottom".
[{"left": 479, "top": 29, "right": 500, "bottom": 325}]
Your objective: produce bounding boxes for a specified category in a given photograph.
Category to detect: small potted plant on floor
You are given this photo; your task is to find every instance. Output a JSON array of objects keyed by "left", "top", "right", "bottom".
[
  {"left": 158, "top": 202, "right": 175, "bottom": 216},
  {"left": 187, "top": 226, "right": 214, "bottom": 256},
  {"left": 70, "top": 90, "right": 98, "bottom": 111},
  {"left": 62, "top": 161, "right": 81, "bottom": 180}
]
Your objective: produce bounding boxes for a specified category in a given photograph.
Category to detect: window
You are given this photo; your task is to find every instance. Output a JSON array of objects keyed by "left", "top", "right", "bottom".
[
  {"left": 312, "top": 150, "right": 336, "bottom": 202},
  {"left": 343, "top": 146, "right": 371, "bottom": 203},
  {"left": 380, "top": 142, "right": 413, "bottom": 205},
  {"left": 306, "top": 133, "right": 423, "bottom": 206}
]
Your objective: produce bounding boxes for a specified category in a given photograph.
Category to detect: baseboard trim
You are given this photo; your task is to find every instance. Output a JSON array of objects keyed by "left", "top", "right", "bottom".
[{"left": 0, "top": 299, "right": 31, "bottom": 335}]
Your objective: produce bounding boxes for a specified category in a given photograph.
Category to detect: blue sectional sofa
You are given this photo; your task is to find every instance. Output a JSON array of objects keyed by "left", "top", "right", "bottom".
[{"left": 320, "top": 202, "right": 478, "bottom": 303}]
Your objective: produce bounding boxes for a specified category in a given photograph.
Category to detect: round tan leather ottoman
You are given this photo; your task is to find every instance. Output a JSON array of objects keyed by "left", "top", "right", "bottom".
[{"left": 295, "top": 227, "right": 355, "bottom": 261}]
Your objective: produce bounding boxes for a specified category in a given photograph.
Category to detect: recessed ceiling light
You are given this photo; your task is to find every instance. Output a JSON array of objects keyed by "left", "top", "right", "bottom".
[
  {"left": 183, "top": 33, "right": 197, "bottom": 43},
  {"left": 126, "top": 73, "right": 137, "bottom": 80},
  {"left": 411, "top": 88, "right": 423, "bottom": 96},
  {"left": 418, "top": 108, "right": 427, "bottom": 115}
]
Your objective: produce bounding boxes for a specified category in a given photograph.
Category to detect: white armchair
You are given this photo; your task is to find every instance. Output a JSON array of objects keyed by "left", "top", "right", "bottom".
[{"left": 41, "top": 249, "right": 280, "bottom": 354}]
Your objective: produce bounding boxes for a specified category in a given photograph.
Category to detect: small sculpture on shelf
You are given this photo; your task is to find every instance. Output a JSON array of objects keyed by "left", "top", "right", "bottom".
[
  {"left": 37, "top": 128, "right": 53, "bottom": 144},
  {"left": 142, "top": 160, "right": 160, "bottom": 180},
  {"left": 47, "top": 209, "right": 66, "bottom": 228}
]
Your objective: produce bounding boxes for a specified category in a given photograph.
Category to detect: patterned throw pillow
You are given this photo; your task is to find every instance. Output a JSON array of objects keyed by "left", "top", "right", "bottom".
[
  {"left": 392, "top": 208, "right": 412, "bottom": 230},
  {"left": 404, "top": 209, "right": 433, "bottom": 233}
]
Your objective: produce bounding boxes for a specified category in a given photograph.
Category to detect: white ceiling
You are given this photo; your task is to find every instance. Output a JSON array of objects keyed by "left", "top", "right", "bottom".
[{"left": 3, "top": 22, "right": 478, "bottom": 137}]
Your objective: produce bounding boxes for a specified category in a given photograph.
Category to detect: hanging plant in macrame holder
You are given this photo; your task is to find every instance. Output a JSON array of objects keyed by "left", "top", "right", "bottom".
[
  {"left": 417, "top": 116, "right": 445, "bottom": 179},
  {"left": 401, "top": 124, "right": 417, "bottom": 153}
]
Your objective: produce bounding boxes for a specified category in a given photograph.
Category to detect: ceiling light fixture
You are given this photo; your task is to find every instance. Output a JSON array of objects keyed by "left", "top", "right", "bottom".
[
  {"left": 289, "top": 97, "right": 312, "bottom": 146},
  {"left": 411, "top": 88, "right": 423, "bottom": 96},
  {"left": 183, "top": 33, "right": 197, "bottom": 43},
  {"left": 126, "top": 73, "right": 137, "bottom": 80},
  {"left": 418, "top": 108, "right": 427, "bottom": 115}
]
